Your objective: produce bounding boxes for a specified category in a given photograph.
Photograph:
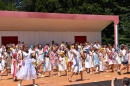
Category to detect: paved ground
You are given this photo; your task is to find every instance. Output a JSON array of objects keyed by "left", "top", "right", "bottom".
[{"left": 0, "top": 70, "right": 130, "bottom": 86}]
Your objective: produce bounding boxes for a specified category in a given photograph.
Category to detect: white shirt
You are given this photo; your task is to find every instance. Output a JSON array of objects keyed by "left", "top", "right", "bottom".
[
  {"left": 122, "top": 49, "right": 128, "bottom": 62},
  {"left": 93, "top": 44, "right": 100, "bottom": 49},
  {"left": 18, "top": 50, "right": 23, "bottom": 58},
  {"left": 0, "top": 48, "right": 2, "bottom": 57},
  {"left": 112, "top": 48, "right": 115, "bottom": 53},
  {"left": 12, "top": 48, "right": 16, "bottom": 54},
  {"left": 17, "top": 43, "right": 22, "bottom": 48},
  {"left": 86, "top": 45, "right": 90, "bottom": 50}
]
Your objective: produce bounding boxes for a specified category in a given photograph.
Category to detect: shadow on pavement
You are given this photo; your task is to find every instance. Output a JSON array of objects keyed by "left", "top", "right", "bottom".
[{"left": 65, "top": 79, "right": 123, "bottom": 86}]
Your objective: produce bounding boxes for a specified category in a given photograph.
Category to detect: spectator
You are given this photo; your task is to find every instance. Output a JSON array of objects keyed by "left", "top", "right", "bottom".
[{"left": 111, "top": 77, "right": 130, "bottom": 86}]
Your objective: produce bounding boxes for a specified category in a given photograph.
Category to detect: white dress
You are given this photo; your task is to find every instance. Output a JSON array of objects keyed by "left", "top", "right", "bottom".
[
  {"left": 115, "top": 52, "right": 121, "bottom": 64},
  {"left": 17, "top": 50, "right": 23, "bottom": 68},
  {"left": 67, "top": 51, "right": 73, "bottom": 62},
  {"left": 58, "top": 56, "right": 67, "bottom": 71},
  {"left": 37, "top": 49, "right": 44, "bottom": 64},
  {"left": 32, "top": 58, "right": 37, "bottom": 68},
  {"left": 0, "top": 58, "right": 6, "bottom": 71},
  {"left": 0, "top": 48, "right": 2, "bottom": 57},
  {"left": 104, "top": 48, "right": 109, "bottom": 62},
  {"left": 72, "top": 49, "right": 83, "bottom": 73},
  {"left": 121, "top": 49, "right": 128, "bottom": 62},
  {"left": 12, "top": 48, "right": 16, "bottom": 54},
  {"left": 85, "top": 54, "right": 92, "bottom": 68},
  {"left": 43, "top": 57, "right": 51, "bottom": 72},
  {"left": 99, "top": 53, "right": 105, "bottom": 71},
  {"left": 16, "top": 51, "right": 37, "bottom": 80}
]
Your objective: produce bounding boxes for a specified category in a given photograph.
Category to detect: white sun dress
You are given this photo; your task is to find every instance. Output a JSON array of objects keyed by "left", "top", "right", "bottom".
[
  {"left": 72, "top": 49, "right": 83, "bottom": 73},
  {"left": 58, "top": 56, "right": 67, "bottom": 71},
  {"left": 16, "top": 51, "right": 37, "bottom": 80}
]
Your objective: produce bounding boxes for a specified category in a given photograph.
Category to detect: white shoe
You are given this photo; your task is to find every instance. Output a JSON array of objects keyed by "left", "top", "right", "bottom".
[
  {"left": 41, "top": 75, "right": 44, "bottom": 78},
  {"left": 33, "top": 84, "right": 38, "bottom": 86},
  {"left": 18, "top": 83, "right": 21, "bottom": 86}
]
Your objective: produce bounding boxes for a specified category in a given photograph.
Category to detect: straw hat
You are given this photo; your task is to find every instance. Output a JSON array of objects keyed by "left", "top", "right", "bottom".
[
  {"left": 59, "top": 51, "right": 64, "bottom": 55},
  {"left": 61, "top": 44, "right": 65, "bottom": 47},
  {"left": 16, "top": 46, "right": 18, "bottom": 48},
  {"left": 71, "top": 45, "right": 74, "bottom": 48},
  {"left": 100, "top": 48, "right": 104, "bottom": 51},
  {"left": 31, "top": 51, "right": 35, "bottom": 54}
]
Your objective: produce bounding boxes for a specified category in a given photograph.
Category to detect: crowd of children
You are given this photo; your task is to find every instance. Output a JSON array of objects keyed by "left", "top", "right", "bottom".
[{"left": 0, "top": 41, "right": 130, "bottom": 86}]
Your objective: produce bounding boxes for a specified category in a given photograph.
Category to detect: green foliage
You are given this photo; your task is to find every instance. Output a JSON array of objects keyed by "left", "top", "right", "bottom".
[
  {"left": 0, "top": 0, "right": 129, "bottom": 45},
  {"left": 17, "top": 0, "right": 36, "bottom": 11},
  {"left": 0, "top": 0, "right": 5, "bottom": 10},
  {"left": 0, "top": 0, "right": 17, "bottom": 10}
]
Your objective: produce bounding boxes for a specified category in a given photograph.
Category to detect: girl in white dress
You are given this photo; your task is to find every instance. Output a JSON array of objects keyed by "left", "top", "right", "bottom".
[
  {"left": 37, "top": 44, "right": 44, "bottom": 74},
  {"left": 31, "top": 51, "right": 38, "bottom": 76},
  {"left": 89, "top": 49, "right": 94, "bottom": 74},
  {"left": 58, "top": 52, "right": 67, "bottom": 77},
  {"left": 65, "top": 45, "right": 73, "bottom": 72},
  {"left": 119, "top": 45, "right": 129, "bottom": 75},
  {"left": 99, "top": 49, "right": 105, "bottom": 72},
  {"left": 107, "top": 46, "right": 115, "bottom": 72},
  {"left": 103, "top": 47, "right": 109, "bottom": 72},
  {"left": 42, "top": 53, "right": 52, "bottom": 78},
  {"left": 0, "top": 55, "right": 6, "bottom": 72},
  {"left": 0, "top": 52, "right": 7, "bottom": 80},
  {"left": 17, "top": 47, "right": 23, "bottom": 70},
  {"left": 85, "top": 51, "right": 92, "bottom": 73},
  {"left": 114, "top": 49, "right": 121, "bottom": 73},
  {"left": 16, "top": 45, "right": 37, "bottom": 86},
  {"left": 68, "top": 43, "right": 83, "bottom": 82}
]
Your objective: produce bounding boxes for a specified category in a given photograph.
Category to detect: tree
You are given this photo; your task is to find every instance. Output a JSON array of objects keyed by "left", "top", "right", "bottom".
[
  {"left": 17, "top": 0, "right": 36, "bottom": 11},
  {"left": 0, "top": 0, "right": 17, "bottom": 10},
  {"left": 0, "top": 0, "right": 6, "bottom": 10}
]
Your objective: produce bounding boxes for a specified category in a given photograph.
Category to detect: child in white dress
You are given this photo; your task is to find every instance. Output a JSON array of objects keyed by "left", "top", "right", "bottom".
[
  {"left": 17, "top": 47, "right": 23, "bottom": 70},
  {"left": 0, "top": 56, "right": 5, "bottom": 72},
  {"left": 31, "top": 51, "right": 38, "bottom": 76},
  {"left": 0, "top": 52, "right": 7, "bottom": 80},
  {"left": 65, "top": 45, "right": 73, "bottom": 72},
  {"left": 118, "top": 45, "right": 129, "bottom": 75},
  {"left": 68, "top": 44, "right": 83, "bottom": 82},
  {"left": 114, "top": 49, "right": 121, "bottom": 74},
  {"left": 85, "top": 51, "right": 92, "bottom": 73},
  {"left": 37, "top": 45, "right": 44, "bottom": 75},
  {"left": 16, "top": 45, "right": 37, "bottom": 86},
  {"left": 58, "top": 52, "right": 67, "bottom": 77},
  {"left": 42, "top": 53, "right": 52, "bottom": 78},
  {"left": 99, "top": 49, "right": 105, "bottom": 72}
]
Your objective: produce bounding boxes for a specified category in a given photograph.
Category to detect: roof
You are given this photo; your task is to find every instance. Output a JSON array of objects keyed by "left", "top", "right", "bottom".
[{"left": 0, "top": 11, "right": 119, "bottom": 31}]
